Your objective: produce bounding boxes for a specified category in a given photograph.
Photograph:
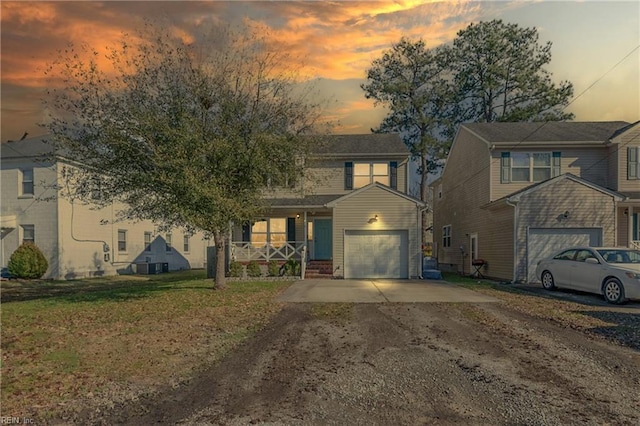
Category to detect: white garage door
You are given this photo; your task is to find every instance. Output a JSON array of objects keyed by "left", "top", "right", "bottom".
[
  {"left": 527, "top": 228, "right": 602, "bottom": 283},
  {"left": 344, "top": 230, "right": 408, "bottom": 279}
]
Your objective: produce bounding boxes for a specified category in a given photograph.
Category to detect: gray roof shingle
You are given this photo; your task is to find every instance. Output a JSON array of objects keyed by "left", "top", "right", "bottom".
[
  {"left": 463, "top": 121, "right": 630, "bottom": 143},
  {"left": 312, "top": 133, "right": 408, "bottom": 156}
]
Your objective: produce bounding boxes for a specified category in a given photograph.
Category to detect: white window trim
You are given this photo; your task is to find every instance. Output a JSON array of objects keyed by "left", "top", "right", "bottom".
[
  {"left": 166, "top": 233, "right": 173, "bottom": 253},
  {"left": 19, "top": 168, "right": 35, "bottom": 198},
  {"left": 353, "top": 162, "right": 390, "bottom": 189},
  {"left": 183, "top": 235, "right": 190, "bottom": 253},
  {"left": 117, "top": 229, "right": 127, "bottom": 252},
  {"left": 250, "top": 218, "right": 287, "bottom": 248},
  {"left": 510, "top": 152, "right": 552, "bottom": 183},
  {"left": 442, "top": 225, "right": 452, "bottom": 248},
  {"left": 144, "top": 232, "right": 152, "bottom": 252},
  {"left": 21, "top": 224, "right": 35, "bottom": 245}
]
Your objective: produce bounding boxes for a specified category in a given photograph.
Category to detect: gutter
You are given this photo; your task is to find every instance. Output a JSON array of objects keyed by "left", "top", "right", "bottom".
[{"left": 506, "top": 199, "right": 518, "bottom": 284}]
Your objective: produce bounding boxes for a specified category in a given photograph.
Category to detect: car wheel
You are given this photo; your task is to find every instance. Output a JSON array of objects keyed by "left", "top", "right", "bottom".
[
  {"left": 602, "top": 278, "right": 626, "bottom": 304},
  {"left": 541, "top": 271, "right": 556, "bottom": 290}
]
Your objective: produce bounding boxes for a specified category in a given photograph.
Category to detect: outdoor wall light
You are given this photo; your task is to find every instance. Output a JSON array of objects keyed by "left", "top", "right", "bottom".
[
  {"left": 562, "top": 210, "right": 570, "bottom": 219},
  {"left": 296, "top": 214, "right": 300, "bottom": 219},
  {"left": 368, "top": 214, "right": 378, "bottom": 224}
]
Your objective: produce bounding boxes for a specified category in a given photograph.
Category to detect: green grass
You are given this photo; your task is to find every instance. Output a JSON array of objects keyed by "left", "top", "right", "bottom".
[{"left": 1, "top": 271, "right": 292, "bottom": 419}]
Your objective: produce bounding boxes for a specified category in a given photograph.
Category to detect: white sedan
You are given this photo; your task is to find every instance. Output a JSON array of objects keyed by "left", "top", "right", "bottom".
[{"left": 535, "top": 247, "right": 640, "bottom": 304}]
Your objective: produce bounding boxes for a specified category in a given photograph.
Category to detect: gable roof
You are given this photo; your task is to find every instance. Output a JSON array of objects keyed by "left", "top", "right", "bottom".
[
  {"left": 482, "top": 173, "right": 625, "bottom": 210},
  {"left": 1, "top": 134, "right": 53, "bottom": 160},
  {"left": 312, "top": 133, "right": 408, "bottom": 157},
  {"left": 325, "top": 181, "right": 425, "bottom": 207},
  {"left": 463, "top": 121, "right": 630, "bottom": 145}
]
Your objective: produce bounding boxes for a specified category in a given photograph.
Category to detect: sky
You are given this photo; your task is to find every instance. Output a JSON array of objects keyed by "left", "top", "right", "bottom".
[{"left": 1, "top": 1, "right": 639, "bottom": 142}]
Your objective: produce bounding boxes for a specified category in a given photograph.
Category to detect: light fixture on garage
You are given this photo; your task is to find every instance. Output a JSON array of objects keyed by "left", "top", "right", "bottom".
[
  {"left": 368, "top": 214, "right": 378, "bottom": 224},
  {"left": 563, "top": 210, "right": 570, "bottom": 219},
  {"left": 296, "top": 214, "right": 300, "bottom": 219}
]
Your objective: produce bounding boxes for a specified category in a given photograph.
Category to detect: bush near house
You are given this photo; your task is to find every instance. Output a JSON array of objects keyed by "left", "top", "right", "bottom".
[
  {"left": 268, "top": 260, "right": 281, "bottom": 277},
  {"left": 228, "top": 261, "right": 243, "bottom": 278},
  {"left": 283, "top": 259, "right": 301, "bottom": 276},
  {"left": 246, "top": 261, "right": 262, "bottom": 277},
  {"left": 8, "top": 242, "right": 48, "bottom": 279}
]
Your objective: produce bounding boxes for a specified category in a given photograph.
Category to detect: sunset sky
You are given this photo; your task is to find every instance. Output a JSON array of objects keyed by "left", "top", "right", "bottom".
[{"left": 1, "top": 1, "right": 639, "bottom": 142}]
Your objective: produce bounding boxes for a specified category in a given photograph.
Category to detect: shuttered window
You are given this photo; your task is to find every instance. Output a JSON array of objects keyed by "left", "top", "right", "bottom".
[
  {"left": 629, "top": 147, "right": 639, "bottom": 180},
  {"left": 390, "top": 161, "right": 398, "bottom": 189},
  {"left": 344, "top": 162, "right": 353, "bottom": 190},
  {"left": 500, "top": 152, "right": 510, "bottom": 183}
]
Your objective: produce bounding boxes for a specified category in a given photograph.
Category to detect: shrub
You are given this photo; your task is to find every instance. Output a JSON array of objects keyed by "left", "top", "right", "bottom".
[
  {"left": 8, "top": 242, "right": 48, "bottom": 279},
  {"left": 228, "top": 261, "right": 243, "bottom": 278},
  {"left": 246, "top": 261, "right": 262, "bottom": 278},
  {"left": 283, "top": 259, "right": 300, "bottom": 277},
  {"left": 267, "top": 260, "right": 281, "bottom": 277}
]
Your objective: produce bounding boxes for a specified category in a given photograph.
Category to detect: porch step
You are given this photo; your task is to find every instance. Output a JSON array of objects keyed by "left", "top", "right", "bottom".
[{"left": 305, "top": 260, "right": 333, "bottom": 279}]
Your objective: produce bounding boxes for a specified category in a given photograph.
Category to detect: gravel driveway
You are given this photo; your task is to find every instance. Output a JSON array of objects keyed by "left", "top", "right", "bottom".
[{"left": 102, "top": 290, "right": 640, "bottom": 426}]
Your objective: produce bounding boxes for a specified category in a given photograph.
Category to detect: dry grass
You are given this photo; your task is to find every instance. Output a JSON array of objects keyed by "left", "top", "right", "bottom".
[{"left": 1, "top": 271, "right": 291, "bottom": 420}]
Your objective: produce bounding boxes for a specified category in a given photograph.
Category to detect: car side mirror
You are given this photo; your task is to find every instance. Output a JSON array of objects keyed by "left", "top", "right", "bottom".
[{"left": 585, "top": 258, "right": 599, "bottom": 264}]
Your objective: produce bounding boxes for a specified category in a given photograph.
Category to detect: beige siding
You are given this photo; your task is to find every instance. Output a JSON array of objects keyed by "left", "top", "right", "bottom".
[
  {"left": 514, "top": 178, "right": 617, "bottom": 281},
  {"left": 491, "top": 147, "right": 609, "bottom": 200},
  {"left": 432, "top": 127, "right": 494, "bottom": 275},
  {"left": 0, "top": 160, "right": 59, "bottom": 277},
  {"left": 267, "top": 158, "right": 409, "bottom": 198},
  {"left": 608, "top": 144, "right": 619, "bottom": 190},
  {"left": 616, "top": 125, "right": 640, "bottom": 192},
  {"left": 332, "top": 186, "right": 420, "bottom": 278}
]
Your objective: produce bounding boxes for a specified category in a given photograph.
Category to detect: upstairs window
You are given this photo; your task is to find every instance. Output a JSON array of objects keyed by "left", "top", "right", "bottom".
[
  {"left": 144, "top": 232, "right": 152, "bottom": 252},
  {"left": 118, "top": 230, "right": 127, "bottom": 252},
  {"left": 501, "top": 152, "right": 561, "bottom": 183},
  {"left": 183, "top": 235, "right": 190, "bottom": 253},
  {"left": 345, "top": 162, "right": 397, "bottom": 189},
  {"left": 629, "top": 147, "right": 639, "bottom": 180},
  {"left": 442, "top": 225, "right": 451, "bottom": 248},
  {"left": 20, "top": 168, "right": 34, "bottom": 196},
  {"left": 166, "top": 234, "right": 172, "bottom": 252}
]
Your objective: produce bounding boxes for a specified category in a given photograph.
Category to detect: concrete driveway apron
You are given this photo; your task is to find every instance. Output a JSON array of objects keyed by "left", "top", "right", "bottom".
[{"left": 276, "top": 279, "right": 498, "bottom": 303}]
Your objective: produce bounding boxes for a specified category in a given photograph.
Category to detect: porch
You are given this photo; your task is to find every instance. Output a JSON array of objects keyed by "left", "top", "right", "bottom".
[{"left": 619, "top": 204, "right": 640, "bottom": 250}]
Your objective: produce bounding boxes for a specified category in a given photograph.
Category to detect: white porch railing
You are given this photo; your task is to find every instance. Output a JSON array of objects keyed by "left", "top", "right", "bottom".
[
  {"left": 230, "top": 241, "right": 306, "bottom": 262},
  {"left": 632, "top": 241, "right": 640, "bottom": 250}
]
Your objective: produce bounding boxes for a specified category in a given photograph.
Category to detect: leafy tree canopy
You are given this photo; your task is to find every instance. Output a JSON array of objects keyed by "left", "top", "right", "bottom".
[{"left": 44, "top": 22, "right": 325, "bottom": 288}]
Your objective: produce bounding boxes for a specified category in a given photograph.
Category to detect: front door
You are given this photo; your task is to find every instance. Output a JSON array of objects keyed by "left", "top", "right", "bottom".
[{"left": 314, "top": 219, "right": 332, "bottom": 260}]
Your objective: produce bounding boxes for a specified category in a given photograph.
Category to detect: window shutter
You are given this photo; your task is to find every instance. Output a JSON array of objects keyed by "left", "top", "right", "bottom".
[
  {"left": 501, "top": 152, "right": 510, "bottom": 183},
  {"left": 552, "top": 152, "right": 561, "bottom": 177},
  {"left": 629, "top": 147, "right": 639, "bottom": 179},
  {"left": 242, "top": 223, "right": 251, "bottom": 242},
  {"left": 345, "top": 162, "right": 353, "bottom": 190},
  {"left": 390, "top": 161, "right": 398, "bottom": 189},
  {"left": 287, "top": 218, "right": 296, "bottom": 243},
  {"left": 633, "top": 213, "right": 638, "bottom": 240}
]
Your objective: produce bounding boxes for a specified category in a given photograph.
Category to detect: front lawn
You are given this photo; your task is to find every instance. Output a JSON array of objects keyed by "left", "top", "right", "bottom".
[{"left": 1, "top": 271, "right": 291, "bottom": 420}]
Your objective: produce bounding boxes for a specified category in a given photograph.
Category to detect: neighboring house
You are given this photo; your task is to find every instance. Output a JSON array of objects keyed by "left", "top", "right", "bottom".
[
  {"left": 229, "top": 134, "right": 426, "bottom": 279},
  {"left": 1, "top": 135, "right": 211, "bottom": 279},
  {"left": 431, "top": 121, "right": 640, "bottom": 283}
]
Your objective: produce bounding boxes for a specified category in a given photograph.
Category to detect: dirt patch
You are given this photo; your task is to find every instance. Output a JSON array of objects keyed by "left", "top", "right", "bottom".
[{"left": 67, "top": 300, "right": 640, "bottom": 425}]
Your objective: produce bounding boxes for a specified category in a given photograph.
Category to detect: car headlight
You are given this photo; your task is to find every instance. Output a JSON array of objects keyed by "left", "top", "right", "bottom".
[{"left": 624, "top": 271, "right": 640, "bottom": 279}]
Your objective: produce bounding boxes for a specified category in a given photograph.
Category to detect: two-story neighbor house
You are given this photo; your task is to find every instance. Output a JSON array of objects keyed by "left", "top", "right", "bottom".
[
  {"left": 1, "top": 135, "right": 211, "bottom": 279},
  {"left": 431, "top": 121, "right": 640, "bottom": 283},
  {"left": 229, "top": 133, "right": 426, "bottom": 279}
]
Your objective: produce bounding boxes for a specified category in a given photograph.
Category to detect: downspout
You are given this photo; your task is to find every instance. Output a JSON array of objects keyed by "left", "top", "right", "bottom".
[
  {"left": 506, "top": 200, "right": 518, "bottom": 283},
  {"left": 417, "top": 205, "right": 429, "bottom": 279}
]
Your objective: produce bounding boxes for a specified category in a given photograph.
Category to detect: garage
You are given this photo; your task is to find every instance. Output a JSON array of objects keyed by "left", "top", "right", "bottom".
[
  {"left": 527, "top": 228, "right": 602, "bottom": 283},
  {"left": 344, "top": 230, "right": 408, "bottom": 279}
]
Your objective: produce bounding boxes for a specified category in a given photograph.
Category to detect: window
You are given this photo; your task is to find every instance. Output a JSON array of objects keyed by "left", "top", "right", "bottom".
[
  {"left": 345, "top": 162, "right": 396, "bottom": 189},
  {"left": 553, "top": 250, "right": 577, "bottom": 261},
  {"left": 501, "top": 152, "right": 561, "bottom": 183},
  {"left": 118, "top": 230, "right": 127, "bottom": 252},
  {"left": 20, "top": 168, "right": 34, "bottom": 196},
  {"left": 21, "top": 225, "right": 35, "bottom": 244},
  {"left": 442, "top": 225, "right": 451, "bottom": 248},
  {"left": 166, "top": 234, "right": 172, "bottom": 252},
  {"left": 575, "top": 249, "right": 597, "bottom": 262},
  {"left": 629, "top": 147, "right": 639, "bottom": 180},
  {"left": 144, "top": 232, "right": 152, "bottom": 252},
  {"left": 251, "top": 218, "right": 288, "bottom": 248},
  {"left": 183, "top": 235, "right": 190, "bottom": 252}
]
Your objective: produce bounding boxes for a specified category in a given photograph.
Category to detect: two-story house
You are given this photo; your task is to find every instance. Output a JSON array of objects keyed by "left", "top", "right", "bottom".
[
  {"left": 431, "top": 121, "right": 640, "bottom": 283},
  {"left": 1, "top": 135, "right": 211, "bottom": 279},
  {"left": 229, "top": 133, "right": 426, "bottom": 279}
]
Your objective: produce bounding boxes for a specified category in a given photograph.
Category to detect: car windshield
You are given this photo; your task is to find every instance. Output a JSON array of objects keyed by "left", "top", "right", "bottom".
[{"left": 596, "top": 249, "right": 640, "bottom": 264}]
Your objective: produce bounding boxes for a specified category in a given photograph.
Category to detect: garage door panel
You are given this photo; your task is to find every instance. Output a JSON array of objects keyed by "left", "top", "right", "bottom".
[
  {"left": 527, "top": 228, "right": 602, "bottom": 283},
  {"left": 344, "top": 230, "right": 408, "bottom": 279}
]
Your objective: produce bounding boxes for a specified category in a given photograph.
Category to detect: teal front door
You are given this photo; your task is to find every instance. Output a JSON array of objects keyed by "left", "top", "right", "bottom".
[{"left": 314, "top": 219, "right": 332, "bottom": 260}]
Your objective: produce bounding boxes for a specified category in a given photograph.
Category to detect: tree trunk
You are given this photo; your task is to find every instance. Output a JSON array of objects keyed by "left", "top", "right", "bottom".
[
  {"left": 420, "top": 143, "right": 429, "bottom": 246},
  {"left": 213, "top": 230, "right": 227, "bottom": 290}
]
